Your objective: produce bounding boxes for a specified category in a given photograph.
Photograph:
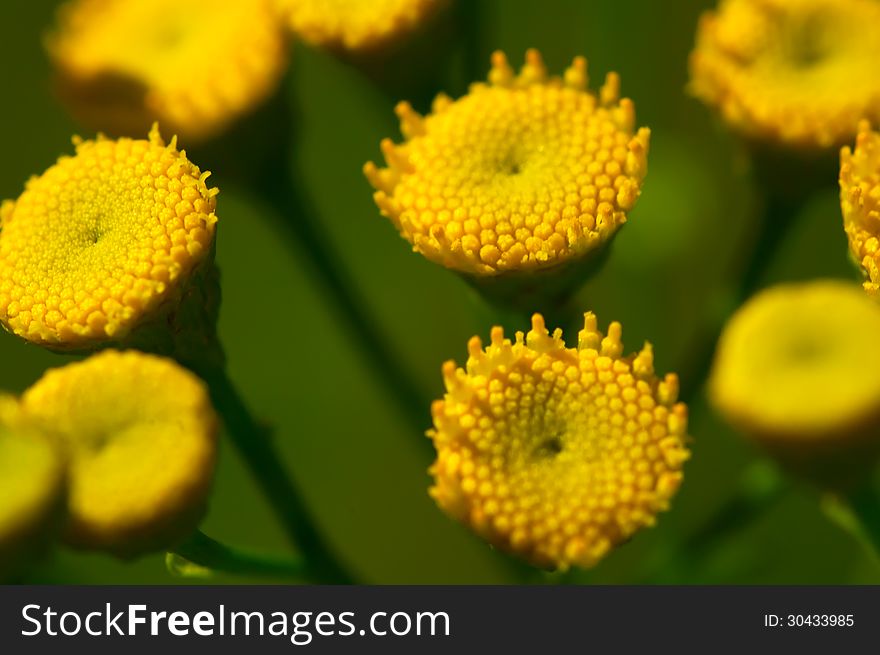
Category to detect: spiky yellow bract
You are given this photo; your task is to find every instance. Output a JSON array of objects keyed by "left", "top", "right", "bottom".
[
  {"left": 0, "top": 125, "right": 218, "bottom": 350},
  {"left": 710, "top": 281, "right": 880, "bottom": 446},
  {"left": 273, "top": 0, "right": 446, "bottom": 52},
  {"left": 19, "top": 350, "right": 218, "bottom": 557},
  {"left": 428, "top": 314, "right": 689, "bottom": 570},
  {"left": 365, "top": 50, "right": 651, "bottom": 277},
  {"left": 689, "top": 0, "right": 880, "bottom": 150},
  {"left": 47, "top": 0, "right": 288, "bottom": 143},
  {"left": 841, "top": 123, "right": 880, "bottom": 296},
  {"left": 0, "top": 395, "right": 66, "bottom": 579}
]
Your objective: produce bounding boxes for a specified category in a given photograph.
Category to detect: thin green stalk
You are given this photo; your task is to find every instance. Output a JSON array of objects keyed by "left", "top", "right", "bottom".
[
  {"left": 649, "top": 186, "right": 805, "bottom": 579},
  {"left": 169, "top": 530, "right": 307, "bottom": 580},
  {"left": 679, "top": 187, "right": 804, "bottom": 401},
  {"left": 255, "top": 160, "right": 433, "bottom": 446},
  {"left": 194, "top": 361, "right": 354, "bottom": 584},
  {"left": 456, "top": 0, "right": 486, "bottom": 84},
  {"left": 823, "top": 484, "right": 880, "bottom": 564},
  {"left": 195, "top": 76, "right": 433, "bottom": 450},
  {"left": 643, "top": 459, "right": 788, "bottom": 582}
]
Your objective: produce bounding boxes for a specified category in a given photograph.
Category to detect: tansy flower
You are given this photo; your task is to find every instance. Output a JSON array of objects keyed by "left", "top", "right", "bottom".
[
  {"left": 0, "top": 396, "right": 66, "bottom": 580},
  {"left": 19, "top": 350, "right": 218, "bottom": 557},
  {"left": 840, "top": 122, "right": 880, "bottom": 296},
  {"left": 689, "top": 0, "right": 880, "bottom": 149},
  {"left": 273, "top": 0, "right": 447, "bottom": 53},
  {"left": 710, "top": 281, "right": 880, "bottom": 448},
  {"left": 0, "top": 125, "right": 218, "bottom": 350},
  {"left": 47, "top": 0, "right": 289, "bottom": 143},
  {"left": 429, "top": 314, "right": 689, "bottom": 570},
  {"left": 365, "top": 50, "right": 651, "bottom": 277}
]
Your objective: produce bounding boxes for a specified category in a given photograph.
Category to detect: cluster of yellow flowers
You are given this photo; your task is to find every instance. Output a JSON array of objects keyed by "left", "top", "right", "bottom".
[
  {"left": 0, "top": 115, "right": 224, "bottom": 578},
  {"left": 46, "top": 0, "right": 450, "bottom": 142},
  {"left": 6, "top": 0, "right": 880, "bottom": 583},
  {"left": 688, "top": 2, "right": 880, "bottom": 487},
  {"left": 363, "top": 48, "right": 693, "bottom": 568},
  {"left": 1, "top": 351, "right": 217, "bottom": 577}
]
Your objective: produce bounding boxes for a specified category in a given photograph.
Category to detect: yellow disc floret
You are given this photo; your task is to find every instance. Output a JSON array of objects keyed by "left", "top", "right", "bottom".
[
  {"left": 365, "top": 50, "right": 651, "bottom": 276},
  {"left": 429, "top": 314, "right": 689, "bottom": 570},
  {"left": 19, "top": 350, "right": 218, "bottom": 557},
  {"left": 273, "top": 0, "right": 447, "bottom": 52},
  {"left": 710, "top": 280, "right": 880, "bottom": 444},
  {"left": 0, "top": 396, "right": 66, "bottom": 579},
  {"left": 841, "top": 122, "right": 880, "bottom": 296},
  {"left": 47, "top": 0, "right": 289, "bottom": 142},
  {"left": 689, "top": 0, "right": 880, "bottom": 149},
  {"left": 0, "top": 125, "right": 218, "bottom": 349}
]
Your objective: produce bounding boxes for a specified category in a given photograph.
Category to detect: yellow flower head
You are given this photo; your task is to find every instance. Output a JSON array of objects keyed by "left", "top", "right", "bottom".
[
  {"left": 20, "top": 350, "right": 218, "bottom": 557},
  {"left": 689, "top": 0, "right": 880, "bottom": 149},
  {"left": 273, "top": 0, "right": 447, "bottom": 53},
  {"left": 0, "top": 396, "right": 66, "bottom": 579},
  {"left": 47, "top": 0, "right": 289, "bottom": 143},
  {"left": 0, "top": 125, "right": 218, "bottom": 350},
  {"left": 841, "top": 122, "right": 880, "bottom": 295},
  {"left": 429, "top": 314, "right": 689, "bottom": 570},
  {"left": 710, "top": 280, "right": 880, "bottom": 446},
  {"left": 365, "top": 50, "right": 651, "bottom": 276}
]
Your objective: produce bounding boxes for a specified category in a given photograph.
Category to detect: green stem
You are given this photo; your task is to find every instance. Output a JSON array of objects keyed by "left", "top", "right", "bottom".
[
  {"left": 679, "top": 187, "right": 804, "bottom": 402},
  {"left": 169, "top": 530, "right": 307, "bottom": 580},
  {"left": 681, "top": 460, "right": 788, "bottom": 554},
  {"left": 456, "top": 0, "right": 486, "bottom": 84},
  {"left": 194, "top": 77, "right": 433, "bottom": 450},
  {"left": 823, "top": 484, "right": 880, "bottom": 564},
  {"left": 659, "top": 186, "right": 804, "bottom": 579},
  {"left": 194, "top": 362, "right": 354, "bottom": 584},
  {"left": 645, "top": 459, "right": 788, "bottom": 581},
  {"left": 256, "top": 159, "right": 432, "bottom": 442}
]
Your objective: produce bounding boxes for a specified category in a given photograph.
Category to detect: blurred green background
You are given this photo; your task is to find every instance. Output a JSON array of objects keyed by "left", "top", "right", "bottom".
[{"left": 1, "top": 0, "right": 875, "bottom": 584}]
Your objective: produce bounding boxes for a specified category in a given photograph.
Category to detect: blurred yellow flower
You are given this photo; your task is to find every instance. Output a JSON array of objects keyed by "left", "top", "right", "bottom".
[
  {"left": 429, "top": 314, "right": 689, "bottom": 570},
  {"left": 841, "top": 122, "right": 880, "bottom": 296},
  {"left": 689, "top": 0, "right": 880, "bottom": 149},
  {"left": 47, "top": 0, "right": 289, "bottom": 142},
  {"left": 274, "top": 0, "right": 447, "bottom": 52},
  {"left": 0, "top": 125, "right": 218, "bottom": 350},
  {"left": 20, "top": 350, "right": 218, "bottom": 557},
  {"left": 0, "top": 396, "right": 66, "bottom": 579},
  {"left": 365, "top": 50, "right": 650, "bottom": 276},
  {"left": 710, "top": 281, "right": 880, "bottom": 445}
]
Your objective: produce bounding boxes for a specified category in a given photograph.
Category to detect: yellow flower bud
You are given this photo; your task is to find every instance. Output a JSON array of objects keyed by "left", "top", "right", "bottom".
[
  {"left": 0, "top": 395, "right": 66, "bottom": 581},
  {"left": 273, "top": 0, "right": 448, "bottom": 53},
  {"left": 365, "top": 50, "right": 650, "bottom": 281},
  {"left": 0, "top": 126, "right": 218, "bottom": 352},
  {"left": 840, "top": 122, "right": 880, "bottom": 296},
  {"left": 710, "top": 281, "right": 880, "bottom": 485},
  {"left": 690, "top": 0, "right": 880, "bottom": 150},
  {"left": 429, "top": 313, "right": 689, "bottom": 570},
  {"left": 19, "top": 350, "right": 218, "bottom": 557},
  {"left": 47, "top": 0, "right": 290, "bottom": 143}
]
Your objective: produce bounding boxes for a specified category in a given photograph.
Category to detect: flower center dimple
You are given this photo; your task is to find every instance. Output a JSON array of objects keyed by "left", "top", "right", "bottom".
[
  {"left": 535, "top": 434, "right": 564, "bottom": 458},
  {"left": 495, "top": 145, "right": 527, "bottom": 178},
  {"left": 782, "top": 334, "right": 825, "bottom": 366},
  {"left": 782, "top": 13, "right": 830, "bottom": 68},
  {"left": 500, "top": 156, "right": 522, "bottom": 176},
  {"left": 153, "top": 23, "right": 186, "bottom": 51},
  {"left": 532, "top": 418, "right": 567, "bottom": 460},
  {"left": 79, "top": 210, "right": 109, "bottom": 248}
]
